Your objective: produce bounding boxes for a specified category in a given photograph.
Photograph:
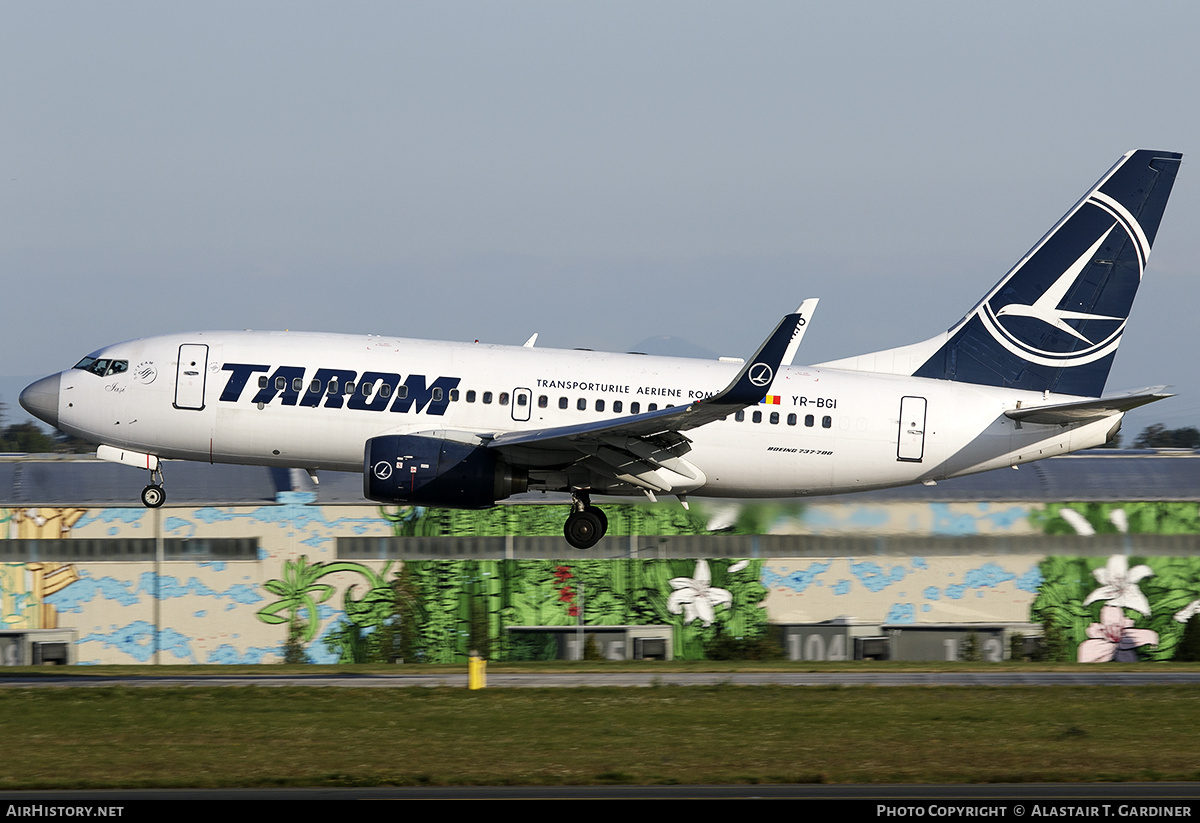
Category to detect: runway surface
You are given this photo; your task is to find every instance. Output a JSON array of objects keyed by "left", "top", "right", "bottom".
[{"left": 3, "top": 670, "right": 1200, "bottom": 688}]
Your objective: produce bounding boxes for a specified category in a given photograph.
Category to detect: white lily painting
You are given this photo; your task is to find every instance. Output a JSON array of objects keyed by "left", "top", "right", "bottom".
[
  {"left": 667, "top": 559, "right": 744, "bottom": 627},
  {"left": 1082, "top": 555, "right": 1154, "bottom": 617}
]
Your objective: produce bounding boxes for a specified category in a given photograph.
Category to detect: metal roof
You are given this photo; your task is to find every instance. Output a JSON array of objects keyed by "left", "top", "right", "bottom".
[{"left": 0, "top": 450, "right": 1197, "bottom": 507}]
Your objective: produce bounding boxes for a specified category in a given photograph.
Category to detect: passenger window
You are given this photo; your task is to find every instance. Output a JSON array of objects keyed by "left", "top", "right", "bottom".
[
  {"left": 450, "top": 389, "right": 459, "bottom": 402},
  {"left": 483, "top": 391, "right": 493, "bottom": 404},
  {"left": 613, "top": 401, "right": 622, "bottom": 413},
  {"left": 516, "top": 393, "right": 526, "bottom": 406},
  {"left": 822, "top": 415, "right": 832, "bottom": 428},
  {"left": 327, "top": 379, "right": 338, "bottom": 395},
  {"left": 344, "top": 382, "right": 355, "bottom": 395},
  {"left": 498, "top": 392, "right": 509, "bottom": 405},
  {"left": 595, "top": 399, "right": 605, "bottom": 412},
  {"left": 275, "top": 376, "right": 286, "bottom": 390},
  {"left": 293, "top": 377, "right": 304, "bottom": 393},
  {"left": 381, "top": 384, "right": 392, "bottom": 398},
  {"left": 770, "top": 412, "right": 779, "bottom": 425},
  {"left": 559, "top": 397, "right": 568, "bottom": 409},
  {"left": 805, "top": 414, "right": 814, "bottom": 427},
  {"left": 466, "top": 390, "right": 476, "bottom": 403},
  {"left": 396, "top": 385, "right": 408, "bottom": 399},
  {"left": 310, "top": 379, "right": 321, "bottom": 394},
  {"left": 577, "top": 398, "right": 586, "bottom": 411},
  {"left": 752, "top": 410, "right": 762, "bottom": 423},
  {"left": 630, "top": 402, "right": 640, "bottom": 414},
  {"left": 735, "top": 410, "right": 744, "bottom": 422},
  {"left": 538, "top": 395, "right": 548, "bottom": 408},
  {"left": 787, "top": 413, "right": 796, "bottom": 426},
  {"left": 432, "top": 388, "right": 442, "bottom": 401},
  {"left": 648, "top": 403, "right": 658, "bottom": 411},
  {"left": 259, "top": 376, "right": 269, "bottom": 389}
]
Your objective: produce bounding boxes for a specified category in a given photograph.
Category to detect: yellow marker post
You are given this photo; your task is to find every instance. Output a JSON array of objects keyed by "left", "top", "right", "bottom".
[{"left": 468, "top": 653, "right": 486, "bottom": 690}]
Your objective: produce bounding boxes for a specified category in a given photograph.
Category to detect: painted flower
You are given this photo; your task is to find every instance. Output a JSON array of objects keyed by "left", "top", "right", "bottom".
[
  {"left": 1058, "top": 507, "right": 1096, "bottom": 536},
  {"left": 667, "top": 559, "right": 733, "bottom": 627},
  {"left": 1082, "top": 555, "right": 1154, "bottom": 616},
  {"left": 1174, "top": 600, "right": 1200, "bottom": 623},
  {"left": 1108, "top": 508, "right": 1129, "bottom": 534},
  {"left": 1077, "top": 605, "right": 1159, "bottom": 662}
]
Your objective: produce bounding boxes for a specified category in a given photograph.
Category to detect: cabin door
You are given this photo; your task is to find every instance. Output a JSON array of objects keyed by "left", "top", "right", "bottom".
[
  {"left": 897, "top": 395, "right": 927, "bottom": 462},
  {"left": 174, "top": 343, "right": 209, "bottom": 410}
]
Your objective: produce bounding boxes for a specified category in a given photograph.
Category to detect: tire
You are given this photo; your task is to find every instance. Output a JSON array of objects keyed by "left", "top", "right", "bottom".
[
  {"left": 563, "top": 510, "right": 603, "bottom": 549},
  {"left": 141, "top": 484, "right": 166, "bottom": 508},
  {"left": 585, "top": 506, "right": 608, "bottom": 537}
]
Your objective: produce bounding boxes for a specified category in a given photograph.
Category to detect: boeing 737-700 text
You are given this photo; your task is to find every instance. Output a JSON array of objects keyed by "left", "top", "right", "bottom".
[{"left": 20, "top": 149, "right": 1182, "bottom": 548}]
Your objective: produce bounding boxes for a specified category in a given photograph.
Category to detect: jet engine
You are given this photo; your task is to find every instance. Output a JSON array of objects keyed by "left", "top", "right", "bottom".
[{"left": 363, "top": 434, "right": 527, "bottom": 508}]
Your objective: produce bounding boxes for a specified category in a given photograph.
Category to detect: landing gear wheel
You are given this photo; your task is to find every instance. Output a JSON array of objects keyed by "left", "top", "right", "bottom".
[
  {"left": 141, "top": 484, "right": 166, "bottom": 508},
  {"left": 585, "top": 505, "right": 608, "bottom": 535},
  {"left": 564, "top": 510, "right": 604, "bottom": 550}
]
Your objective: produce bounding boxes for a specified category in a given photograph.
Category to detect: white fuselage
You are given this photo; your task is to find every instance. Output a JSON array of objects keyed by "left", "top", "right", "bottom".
[{"left": 50, "top": 330, "right": 1115, "bottom": 499}]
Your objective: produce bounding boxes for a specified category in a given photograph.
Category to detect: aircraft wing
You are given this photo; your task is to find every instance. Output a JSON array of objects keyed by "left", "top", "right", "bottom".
[
  {"left": 1003, "top": 386, "right": 1173, "bottom": 425},
  {"left": 483, "top": 302, "right": 816, "bottom": 494}
]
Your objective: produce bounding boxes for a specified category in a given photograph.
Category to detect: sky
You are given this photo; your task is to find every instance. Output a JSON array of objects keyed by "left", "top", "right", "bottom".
[{"left": 3, "top": 1, "right": 1198, "bottom": 438}]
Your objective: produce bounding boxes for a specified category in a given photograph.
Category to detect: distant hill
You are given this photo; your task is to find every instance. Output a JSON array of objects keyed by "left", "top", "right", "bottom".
[{"left": 627, "top": 335, "right": 720, "bottom": 360}]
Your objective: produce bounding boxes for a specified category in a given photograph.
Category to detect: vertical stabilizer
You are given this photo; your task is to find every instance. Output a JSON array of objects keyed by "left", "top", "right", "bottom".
[{"left": 822, "top": 150, "right": 1182, "bottom": 397}]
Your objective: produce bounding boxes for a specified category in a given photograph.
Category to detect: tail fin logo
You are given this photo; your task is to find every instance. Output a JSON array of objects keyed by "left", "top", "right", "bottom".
[{"left": 977, "top": 192, "right": 1149, "bottom": 369}]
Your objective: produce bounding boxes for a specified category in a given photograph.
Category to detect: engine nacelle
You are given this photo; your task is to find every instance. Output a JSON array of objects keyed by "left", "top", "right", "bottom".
[{"left": 363, "top": 434, "right": 527, "bottom": 508}]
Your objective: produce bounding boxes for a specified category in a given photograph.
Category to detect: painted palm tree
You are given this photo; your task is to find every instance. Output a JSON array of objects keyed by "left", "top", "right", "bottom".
[{"left": 257, "top": 555, "right": 390, "bottom": 642}]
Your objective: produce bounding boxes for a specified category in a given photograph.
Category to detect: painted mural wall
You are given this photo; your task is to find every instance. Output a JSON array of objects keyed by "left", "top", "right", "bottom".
[{"left": 1, "top": 498, "right": 1196, "bottom": 664}]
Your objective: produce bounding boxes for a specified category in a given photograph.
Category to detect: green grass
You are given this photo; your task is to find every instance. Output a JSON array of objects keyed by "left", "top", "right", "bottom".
[{"left": 2, "top": 679, "right": 1199, "bottom": 787}]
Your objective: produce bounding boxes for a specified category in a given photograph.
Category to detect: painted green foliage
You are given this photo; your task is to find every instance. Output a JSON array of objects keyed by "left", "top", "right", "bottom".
[
  {"left": 379, "top": 503, "right": 710, "bottom": 537},
  {"left": 1029, "top": 502, "right": 1200, "bottom": 661},
  {"left": 1031, "top": 554, "right": 1200, "bottom": 661},
  {"left": 1032, "top": 501, "right": 1200, "bottom": 535},
  {"left": 258, "top": 556, "right": 769, "bottom": 663},
  {"left": 398, "top": 558, "right": 768, "bottom": 662}
]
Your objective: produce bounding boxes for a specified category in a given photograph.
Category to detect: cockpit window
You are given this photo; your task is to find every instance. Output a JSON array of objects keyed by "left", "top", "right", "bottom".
[{"left": 73, "top": 357, "right": 129, "bottom": 377}]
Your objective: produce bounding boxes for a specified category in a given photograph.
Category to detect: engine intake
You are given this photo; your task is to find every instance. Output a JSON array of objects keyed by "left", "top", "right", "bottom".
[{"left": 364, "top": 434, "right": 527, "bottom": 508}]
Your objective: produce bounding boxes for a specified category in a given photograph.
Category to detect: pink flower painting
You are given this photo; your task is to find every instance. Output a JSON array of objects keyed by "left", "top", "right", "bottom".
[{"left": 1077, "top": 605, "right": 1159, "bottom": 662}]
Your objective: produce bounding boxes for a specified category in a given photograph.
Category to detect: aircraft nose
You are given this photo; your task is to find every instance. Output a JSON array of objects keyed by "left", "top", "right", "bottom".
[{"left": 19, "top": 374, "right": 61, "bottom": 429}]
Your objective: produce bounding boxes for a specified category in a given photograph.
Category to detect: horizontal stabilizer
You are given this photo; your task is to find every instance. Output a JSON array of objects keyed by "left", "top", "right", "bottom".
[{"left": 1004, "top": 386, "right": 1172, "bottom": 425}]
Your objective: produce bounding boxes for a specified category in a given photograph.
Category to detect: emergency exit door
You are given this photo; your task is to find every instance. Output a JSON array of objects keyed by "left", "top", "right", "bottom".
[{"left": 511, "top": 387, "right": 532, "bottom": 422}]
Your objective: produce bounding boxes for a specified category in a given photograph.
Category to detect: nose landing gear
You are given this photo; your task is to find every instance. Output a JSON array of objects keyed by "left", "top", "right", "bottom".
[
  {"left": 563, "top": 492, "right": 608, "bottom": 550},
  {"left": 140, "top": 466, "right": 166, "bottom": 508}
]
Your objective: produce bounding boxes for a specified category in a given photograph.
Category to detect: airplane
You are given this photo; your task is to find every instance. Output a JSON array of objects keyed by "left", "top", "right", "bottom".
[{"left": 20, "top": 149, "right": 1182, "bottom": 549}]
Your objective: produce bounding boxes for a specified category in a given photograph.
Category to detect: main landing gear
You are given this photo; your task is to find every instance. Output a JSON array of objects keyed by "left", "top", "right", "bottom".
[
  {"left": 140, "top": 466, "right": 166, "bottom": 509},
  {"left": 563, "top": 492, "right": 608, "bottom": 550}
]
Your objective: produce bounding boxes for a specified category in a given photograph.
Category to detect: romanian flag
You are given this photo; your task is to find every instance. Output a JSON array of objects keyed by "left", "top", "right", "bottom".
[{"left": 760, "top": 395, "right": 780, "bottom": 405}]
